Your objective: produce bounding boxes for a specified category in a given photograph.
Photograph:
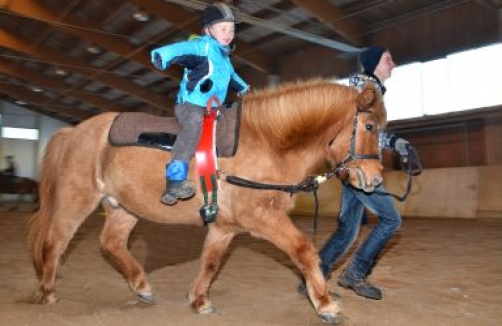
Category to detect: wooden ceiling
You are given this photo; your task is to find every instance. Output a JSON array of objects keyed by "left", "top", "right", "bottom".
[{"left": 0, "top": 0, "right": 500, "bottom": 124}]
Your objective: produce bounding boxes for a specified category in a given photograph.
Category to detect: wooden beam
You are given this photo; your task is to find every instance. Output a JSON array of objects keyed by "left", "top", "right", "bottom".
[
  {"left": 288, "top": 0, "right": 364, "bottom": 46},
  {"left": 0, "top": 83, "right": 94, "bottom": 121},
  {"left": 473, "top": 0, "right": 502, "bottom": 9},
  {"left": 0, "top": 27, "right": 169, "bottom": 111},
  {"left": 0, "top": 59, "right": 167, "bottom": 115},
  {"left": 0, "top": 0, "right": 181, "bottom": 80}
]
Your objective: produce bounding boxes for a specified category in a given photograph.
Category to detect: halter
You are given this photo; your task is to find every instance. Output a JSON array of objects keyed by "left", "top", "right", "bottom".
[{"left": 339, "top": 106, "right": 380, "bottom": 168}]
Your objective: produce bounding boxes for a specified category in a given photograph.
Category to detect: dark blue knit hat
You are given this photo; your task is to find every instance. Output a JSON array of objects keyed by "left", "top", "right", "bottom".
[{"left": 358, "top": 46, "right": 386, "bottom": 75}]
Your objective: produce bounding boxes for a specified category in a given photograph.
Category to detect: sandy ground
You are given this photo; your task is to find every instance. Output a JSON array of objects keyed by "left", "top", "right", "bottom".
[{"left": 1, "top": 203, "right": 501, "bottom": 326}]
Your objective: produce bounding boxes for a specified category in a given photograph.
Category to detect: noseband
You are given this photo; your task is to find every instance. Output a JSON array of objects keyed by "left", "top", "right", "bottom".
[{"left": 335, "top": 106, "right": 380, "bottom": 175}]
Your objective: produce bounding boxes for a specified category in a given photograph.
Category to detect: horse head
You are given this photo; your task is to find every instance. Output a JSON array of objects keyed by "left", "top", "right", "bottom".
[{"left": 326, "top": 82, "right": 387, "bottom": 192}]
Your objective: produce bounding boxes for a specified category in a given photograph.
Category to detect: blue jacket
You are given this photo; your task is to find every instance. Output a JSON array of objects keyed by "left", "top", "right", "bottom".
[{"left": 151, "top": 35, "right": 249, "bottom": 107}]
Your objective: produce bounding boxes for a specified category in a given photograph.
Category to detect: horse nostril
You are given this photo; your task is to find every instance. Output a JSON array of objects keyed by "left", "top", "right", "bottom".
[{"left": 373, "top": 176, "right": 383, "bottom": 186}]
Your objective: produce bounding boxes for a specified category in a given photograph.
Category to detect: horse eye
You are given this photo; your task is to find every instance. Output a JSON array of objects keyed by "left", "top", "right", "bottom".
[{"left": 365, "top": 124, "right": 373, "bottom": 132}]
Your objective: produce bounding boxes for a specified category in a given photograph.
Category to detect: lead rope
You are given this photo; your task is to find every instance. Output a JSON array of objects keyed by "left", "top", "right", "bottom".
[
  {"left": 374, "top": 144, "right": 423, "bottom": 201},
  {"left": 312, "top": 189, "right": 319, "bottom": 238}
]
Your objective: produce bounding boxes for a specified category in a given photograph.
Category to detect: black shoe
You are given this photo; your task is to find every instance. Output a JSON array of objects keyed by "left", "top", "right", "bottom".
[
  {"left": 297, "top": 282, "right": 341, "bottom": 300},
  {"left": 338, "top": 270, "right": 382, "bottom": 300},
  {"left": 160, "top": 180, "right": 196, "bottom": 206}
]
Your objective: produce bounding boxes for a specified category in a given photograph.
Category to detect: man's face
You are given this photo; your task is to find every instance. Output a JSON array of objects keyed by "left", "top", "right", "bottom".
[{"left": 374, "top": 51, "right": 396, "bottom": 82}]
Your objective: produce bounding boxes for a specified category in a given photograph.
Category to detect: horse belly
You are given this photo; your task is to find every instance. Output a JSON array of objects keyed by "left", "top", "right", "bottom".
[{"left": 101, "top": 146, "right": 205, "bottom": 226}]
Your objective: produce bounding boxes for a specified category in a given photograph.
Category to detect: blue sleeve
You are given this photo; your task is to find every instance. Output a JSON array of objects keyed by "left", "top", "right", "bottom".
[
  {"left": 229, "top": 71, "right": 249, "bottom": 94},
  {"left": 150, "top": 40, "right": 204, "bottom": 71}
]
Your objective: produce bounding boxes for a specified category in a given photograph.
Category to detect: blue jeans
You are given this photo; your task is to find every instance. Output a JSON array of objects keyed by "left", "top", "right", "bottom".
[{"left": 319, "top": 183, "right": 402, "bottom": 278}]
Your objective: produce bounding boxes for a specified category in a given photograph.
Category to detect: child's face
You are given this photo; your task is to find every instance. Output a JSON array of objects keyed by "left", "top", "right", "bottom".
[{"left": 208, "top": 21, "right": 235, "bottom": 46}]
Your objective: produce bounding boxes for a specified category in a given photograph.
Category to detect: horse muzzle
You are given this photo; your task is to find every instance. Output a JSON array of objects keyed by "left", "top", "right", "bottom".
[{"left": 348, "top": 167, "right": 382, "bottom": 193}]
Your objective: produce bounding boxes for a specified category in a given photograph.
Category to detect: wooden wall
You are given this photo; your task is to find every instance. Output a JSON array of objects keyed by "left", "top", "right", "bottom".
[
  {"left": 387, "top": 107, "right": 502, "bottom": 168},
  {"left": 292, "top": 164, "right": 502, "bottom": 219},
  {"left": 374, "top": 1, "right": 500, "bottom": 64},
  {"left": 291, "top": 107, "right": 502, "bottom": 219}
]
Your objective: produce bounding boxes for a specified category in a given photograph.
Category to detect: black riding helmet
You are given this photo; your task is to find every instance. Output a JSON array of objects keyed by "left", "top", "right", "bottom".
[{"left": 201, "top": 2, "right": 240, "bottom": 29}]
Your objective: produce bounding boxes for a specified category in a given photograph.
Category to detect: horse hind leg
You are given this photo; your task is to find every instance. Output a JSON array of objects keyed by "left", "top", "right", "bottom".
[
  {"left": 188, "top": 225, "right": 235, "bottom": 314},
  {"left": 100, "top": 200, "right": 154, "bottom": 304},
  {"left": 31, "top": 193, "right": 101, "bottom": 304}
]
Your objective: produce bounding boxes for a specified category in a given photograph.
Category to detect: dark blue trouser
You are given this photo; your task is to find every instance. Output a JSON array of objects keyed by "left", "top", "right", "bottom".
[{"left": 319, "top": 183, "right": 402, "bottom": 278}]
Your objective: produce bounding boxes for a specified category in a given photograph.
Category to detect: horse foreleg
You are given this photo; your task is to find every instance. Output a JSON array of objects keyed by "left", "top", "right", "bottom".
[
  {"left": 100, "top": 202, "right": 154, "bottom": 304},
  {"left": 249, "top": 214, "right": 342, "bottom": 325},
  {"left": 188, "top": 225, "right": 235, "bottom": 314}
]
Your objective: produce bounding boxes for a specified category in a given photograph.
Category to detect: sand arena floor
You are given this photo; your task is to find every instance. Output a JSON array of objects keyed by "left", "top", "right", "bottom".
[{"left": 1, "top": 203, "right": 501, "bottom": 326}]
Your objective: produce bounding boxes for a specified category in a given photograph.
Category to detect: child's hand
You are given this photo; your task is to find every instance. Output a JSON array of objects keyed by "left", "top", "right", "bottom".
[
  {"left": 152, "top": 53, "right": 165, "bottom": 70},
  {"left": 238, "top": 85, "right": 250, "bottom": 97}
]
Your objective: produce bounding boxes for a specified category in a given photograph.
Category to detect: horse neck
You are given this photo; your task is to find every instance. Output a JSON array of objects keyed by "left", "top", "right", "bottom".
[
  {"left": 241, "top": 82, "right": 354, "bottom": 152},
  {"left": 237, "top": 81, "right": 356, "bottom": 177}
]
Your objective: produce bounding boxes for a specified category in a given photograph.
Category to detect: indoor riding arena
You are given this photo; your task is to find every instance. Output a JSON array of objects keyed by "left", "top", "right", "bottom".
[{"left": 1, "top": 1, "right": 501, "bottom": 326}]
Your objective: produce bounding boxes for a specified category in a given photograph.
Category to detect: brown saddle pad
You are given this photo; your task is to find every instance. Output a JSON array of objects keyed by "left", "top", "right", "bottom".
[{"left": 108, "top": 101, "right": 242, "bottom": 158}]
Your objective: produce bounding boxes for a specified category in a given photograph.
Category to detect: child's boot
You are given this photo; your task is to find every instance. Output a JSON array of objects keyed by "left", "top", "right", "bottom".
[{"left": 160, "top": 160, "right": 196, "bottom": 205}]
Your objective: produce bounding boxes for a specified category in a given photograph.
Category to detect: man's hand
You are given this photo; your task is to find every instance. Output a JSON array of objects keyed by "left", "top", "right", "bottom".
[{"left": 394, "top": 138, "right": 410, "bottom": 158}]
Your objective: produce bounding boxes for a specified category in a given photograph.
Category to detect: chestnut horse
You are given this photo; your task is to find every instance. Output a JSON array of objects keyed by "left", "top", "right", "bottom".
[{"left": 28, "top": 79, "right": 386, "bottom": 324}]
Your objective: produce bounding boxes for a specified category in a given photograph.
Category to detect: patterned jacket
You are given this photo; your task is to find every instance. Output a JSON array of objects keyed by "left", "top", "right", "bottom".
[
  {"left": 349, "top": 72, "right": 400, "bottom": 153},
  {"left": 349, "top": 72, "right": 386, "bottom": 95}
]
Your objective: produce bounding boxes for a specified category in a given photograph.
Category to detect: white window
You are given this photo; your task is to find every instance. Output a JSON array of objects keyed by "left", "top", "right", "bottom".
[
  {"left": 1, "top": 127, "right": 39, "bottom": 140},
  {"left": 337, "top": 42, "right": 502, "bottom": 121}
]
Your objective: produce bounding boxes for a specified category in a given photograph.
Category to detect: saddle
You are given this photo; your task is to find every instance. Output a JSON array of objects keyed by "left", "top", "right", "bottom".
[{"left": 108, "top": 101, "right": 242, "bottom": 158}]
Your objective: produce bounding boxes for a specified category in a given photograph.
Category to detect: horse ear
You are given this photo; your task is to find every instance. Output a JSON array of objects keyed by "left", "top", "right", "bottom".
[{"left": 356, "top": 83, "right": 377, "bottom": 110}]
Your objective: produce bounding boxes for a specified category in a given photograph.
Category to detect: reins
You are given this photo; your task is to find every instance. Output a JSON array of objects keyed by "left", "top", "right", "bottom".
[
  {"left": 224, "top": 166, "right": 348, "bottom": 237},
  {"left": 225, "top": 168, "right": 342, "bottom": 194},
  {"left": 374, "top": 143, "right": 423, "bottom": 201}
]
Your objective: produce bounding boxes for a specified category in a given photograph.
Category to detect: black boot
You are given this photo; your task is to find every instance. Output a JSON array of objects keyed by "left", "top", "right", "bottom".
[
  {"left": 160, "top": 179, "right": 196, "bottom": 206},
  {"left": 337, "top": 258, "right": 382, "bottom": 300}
]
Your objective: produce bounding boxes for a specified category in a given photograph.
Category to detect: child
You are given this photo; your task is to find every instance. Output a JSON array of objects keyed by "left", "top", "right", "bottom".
[{"left": 151, "top": 2, "right": 249, "bottom": 206}]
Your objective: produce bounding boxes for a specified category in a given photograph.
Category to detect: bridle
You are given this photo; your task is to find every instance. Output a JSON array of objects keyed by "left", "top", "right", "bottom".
[
  {"left": 341, "top": 107, "right": 380, "bottom": 164},
  {"left": 225, "top": 105, "right": 380, "bottom": 189}
]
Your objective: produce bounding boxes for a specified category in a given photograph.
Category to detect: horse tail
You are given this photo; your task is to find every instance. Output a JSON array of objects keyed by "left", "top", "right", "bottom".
[{"left": 28, "top": 127, "right": 73, "bottom": 277}]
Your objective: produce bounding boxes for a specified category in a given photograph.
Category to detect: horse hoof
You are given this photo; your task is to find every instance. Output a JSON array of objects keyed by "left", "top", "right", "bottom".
[
  {"left": 318, "top": 312, "right": 342, "bottom": 325},
  {"left": 137, "top": 292, "right": 156, "bottom": 305},
  {"left": 197, "top": 305, "right": 216, "bottom": 315},
  {"left": 32, "top": 292, "right": 57, "bottom": 305}
]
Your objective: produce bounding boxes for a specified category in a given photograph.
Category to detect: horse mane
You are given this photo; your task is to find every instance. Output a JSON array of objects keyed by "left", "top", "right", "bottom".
[{"left": 242, "top": 78, "right": 358, "bottom": 151}]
